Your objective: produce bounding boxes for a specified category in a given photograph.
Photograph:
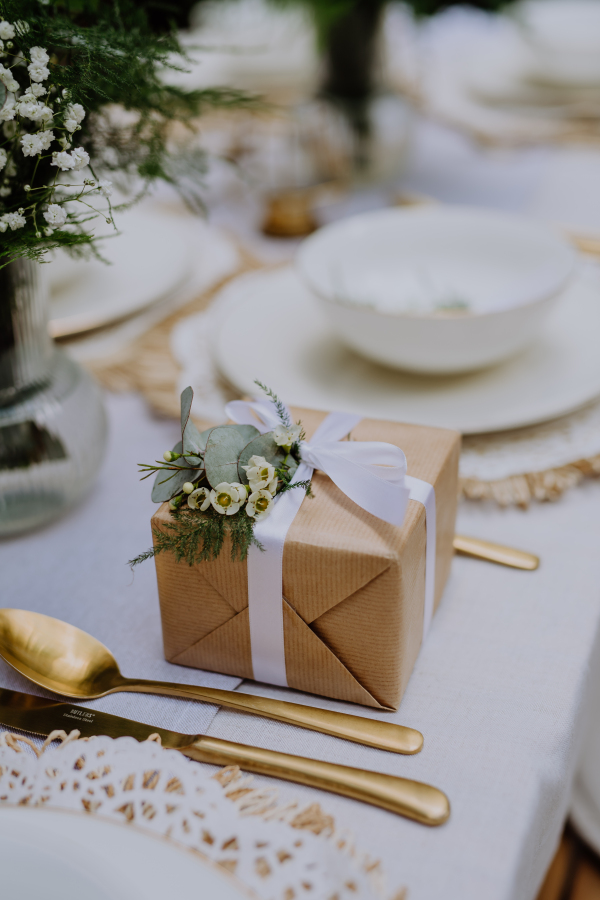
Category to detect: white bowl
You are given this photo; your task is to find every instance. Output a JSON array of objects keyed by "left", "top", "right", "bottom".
[{"left": 296, "top": 206, "right": 575, "bottom": 375}]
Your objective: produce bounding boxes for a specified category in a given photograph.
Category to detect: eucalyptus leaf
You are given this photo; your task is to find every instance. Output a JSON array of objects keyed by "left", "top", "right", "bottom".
[
  {"left": 180, "top": 386, "right": 193, "bottom": 435},
  {"left": 151, "top": 454, "right": 202, "bottom": 503},
  {"left": 238, "top": 433, "right": 292, "bottom": 484},
  {"left": 151, "top": 466, "right": 194, "bottom": 503},
  {"left": 183, "top": 418, "right": 206, "bottom": 456},
  {"left": 204, "top": 424, "right": 260, "bottom": 488}
]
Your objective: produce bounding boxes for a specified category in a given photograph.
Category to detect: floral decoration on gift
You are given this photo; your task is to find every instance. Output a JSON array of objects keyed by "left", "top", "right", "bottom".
[{"left": 131, "top": 383, "right": 312, "bottom": 567}]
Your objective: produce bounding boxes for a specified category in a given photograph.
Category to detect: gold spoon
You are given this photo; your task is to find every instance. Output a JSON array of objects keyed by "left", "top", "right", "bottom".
[{"left": 0, "top": 608, "right": 423, "bottom": 755}]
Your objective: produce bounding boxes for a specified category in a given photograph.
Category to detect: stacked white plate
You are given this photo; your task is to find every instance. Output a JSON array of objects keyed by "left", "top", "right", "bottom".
[{"left": 205, "top": 206, "right": 600, "bottom": 436}]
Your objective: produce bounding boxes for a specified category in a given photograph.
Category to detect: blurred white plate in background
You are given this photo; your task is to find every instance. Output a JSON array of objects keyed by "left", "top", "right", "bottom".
[
  {"left": 0, "top": 806, "right": 249, "bottom": 900},
  {"left": 48, "top": 208, "right": 193, "bottom": 338},
  {"left": 211, "top": 266, "right": 600, "bottom": 435}
]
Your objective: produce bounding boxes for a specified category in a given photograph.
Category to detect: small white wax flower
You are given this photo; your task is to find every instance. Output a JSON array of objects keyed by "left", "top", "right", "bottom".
[
  {"left": 182, "top": 482, "right": 194, "bottom": 494},
  {"left": 210, "top": 482, "right": 244, "bottom": 516},
  {"left": 188, "top": 487, "right": 211, "bottom": 511},
  {"left": 0, "top": 22, "right": 15, "bottom": 41},
  {"left": 51, "top": 150, "right": 76, "bottom": 171},
  {"left": 43, "top": 204, "right": 67, "bottom": 227},
  {"left": 97, "top": 179, "right": 112, "bottom": 197},
  {"left": 0, "top": 148, "right": 7, "bottom": 170},
  {"left": 71, "top": 147, "right": 89, "bottom": 170},
  {"left": 28, "top": 62, "right": 50, "bottom": 82},
  {"left": 273, "top": 423, "right": 302, "bottom": 449},
  {"left": 229, "top": 482, "right": 248, "bottom": 503},
  {"left": 241, "top": 455, "right": 277, "bottom": 492},
  {"left": 246, "top": 489, "right": 274, "bottom": 521}
]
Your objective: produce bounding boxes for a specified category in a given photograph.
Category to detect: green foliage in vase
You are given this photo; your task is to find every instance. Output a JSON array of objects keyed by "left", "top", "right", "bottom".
[
  {"left": 130, "top": 382, "right": 310, "bottom": 568},
  {"left": 0, "top": 0, "right": 255, "bottom": 267}
]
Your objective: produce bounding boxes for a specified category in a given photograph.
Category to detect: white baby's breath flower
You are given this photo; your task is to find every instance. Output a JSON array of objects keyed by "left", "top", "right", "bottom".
[
  {"left": 0, "top": 65, "right": 18, "bottom": 92},
  {"left": 64, "top": 103, "right": 85, "bottom": 131},
  {"left": 43, "top": 204, "right": 67, "bottom": 227},
  {"left": 187, "top": 487, "right": 211, "bottom": 511},
  {"left": 0, "top": 210, "right": 26, "bottom": 231},
  {"left": 44, "top": 226, "right": 54, "bottom": 236},
  {"left": 210, "top": 482, "right": 244, "bottom": 516},
  {"left": 71, "top": 147, "right": 89, "bottom": 170},
  {"left": 5, "top": 158, "right": 15, "bottom": 177},
  {"left": 242, "top": 455, "right": 277, "bottom": 492},
  {"left": 246, "top": 489, "right": 274, "bottom": 521},
  {"left": 0, "top": 148, "right": 7, "bottom": 170},
  {"left": 0, "top": 186, "right": 11, "bottom": 197},
  {"left": 0, "top": 22, "right": 15, "bottom": 41},
  {"left": 30, "top": 47, "right": 49, "bottom": 65},
  {"left": 273, "top": 423, "right": 302, "bottom": 449},
  {"left": 58, "top": 136, "right": 71, "bottom": 150},
  {"left": 0, "top": 95, "right": 16, "bottom": 123},
  {"left": 96, "top": 179, "right": 112, "bottom": 198},
  {"left": 2, "top": 117, "right": 16, "bottom": 136},
  {"left": 21, "top": 130, "right": 54, "bottom": 157},
  {"left": 51, "top": 149, "right": 75, "bottom": 171},
  {"left": 27, "top": 83, "right": 46, "bottom": 98},
  {"left": 28, "top": 62, "right": 50, "bottom": 83}
]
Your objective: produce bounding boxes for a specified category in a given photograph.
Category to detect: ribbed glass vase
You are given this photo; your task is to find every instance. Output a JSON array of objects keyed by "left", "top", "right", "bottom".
[{"left": 0, "top": 258, "right": 107, "bottom": 535}]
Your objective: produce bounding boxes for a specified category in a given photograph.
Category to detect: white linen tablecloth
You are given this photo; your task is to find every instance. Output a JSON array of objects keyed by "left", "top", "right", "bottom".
[
  {"left": 4, "top": 102, "right": 600, "bottom": 897},
  {"left": 2, "top": 391, "right": 600, "bottom": 900}
]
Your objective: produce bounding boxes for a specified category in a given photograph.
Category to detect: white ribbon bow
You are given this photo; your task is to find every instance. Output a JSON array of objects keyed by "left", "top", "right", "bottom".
[{"left": 225, "top": 399, "right": 435, "bottom": 687}]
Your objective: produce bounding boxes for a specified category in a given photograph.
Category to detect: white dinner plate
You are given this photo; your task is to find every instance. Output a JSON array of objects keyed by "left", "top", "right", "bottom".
[
  {"left": 0, "top": 806, "right": 250, "bottom": 900},
  {"left": 48, "top": 207, "right": 193, "bottom": 338},
  {"left": 211, "top": 266, "right": 600, "bottom": 435}
]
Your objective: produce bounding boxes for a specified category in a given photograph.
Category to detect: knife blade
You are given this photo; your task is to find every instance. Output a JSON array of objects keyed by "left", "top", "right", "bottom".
[{"left": 0, "top": 689, "right": 450, "bottom": 826}]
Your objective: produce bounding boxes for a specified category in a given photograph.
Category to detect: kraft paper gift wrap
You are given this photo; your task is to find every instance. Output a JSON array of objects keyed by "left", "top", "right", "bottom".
[{"left": 152, "top": 408, "right": 461, "bottom": 710}]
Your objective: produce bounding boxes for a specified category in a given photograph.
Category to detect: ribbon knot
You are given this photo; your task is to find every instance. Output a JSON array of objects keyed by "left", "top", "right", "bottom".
[{"left": 224, "top": 398, "right": 435, "bottom": 688}]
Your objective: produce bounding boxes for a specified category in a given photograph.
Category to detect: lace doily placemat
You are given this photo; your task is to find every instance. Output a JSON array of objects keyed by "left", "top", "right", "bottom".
[
  {"left": 0, "top": 729, "right": 404, "bottom": 900},
  {"left": 84, "top": 260, "right": 600, "bottom": 509}
]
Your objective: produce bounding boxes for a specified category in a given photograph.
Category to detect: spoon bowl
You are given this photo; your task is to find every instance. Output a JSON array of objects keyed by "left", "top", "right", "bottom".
[{"left": 0, "top": 608, "right": 123, "bottom": 699}]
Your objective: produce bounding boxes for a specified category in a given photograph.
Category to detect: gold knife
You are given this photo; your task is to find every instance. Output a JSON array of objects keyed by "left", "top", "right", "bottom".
[
  {"left": 0, "top": 689, "right": 450, "bottom": 826},
  {"left": 454, "top": 535, "right": 539, "bottom": 570}
]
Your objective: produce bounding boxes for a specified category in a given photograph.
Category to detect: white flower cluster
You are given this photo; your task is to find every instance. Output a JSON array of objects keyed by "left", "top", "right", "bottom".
[
  {"left": 175, "top": 454, "right": 283, "bottom": 522},
  {"left": 63, "top": 102, "right": 85, "bottom": 133},
  {"left": 0, "top": 21, "right": 112, "bottom": 238},
  {"left": 0, "top": 208, "right": 26, "bottom": 232},
  {"left": 273, "top": 423, "right": 302, "bottom": 450},
  {"left": 51, "top": 147, "right": 90, "bottom": 171},
  {"left": 28, "top": 46, "right": 49, "bottom": 83}
]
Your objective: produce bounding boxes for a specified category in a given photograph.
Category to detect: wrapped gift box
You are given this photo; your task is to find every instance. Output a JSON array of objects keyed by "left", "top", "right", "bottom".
[{"left": 152, "top": 408, "right": 460, "bottom": 710}]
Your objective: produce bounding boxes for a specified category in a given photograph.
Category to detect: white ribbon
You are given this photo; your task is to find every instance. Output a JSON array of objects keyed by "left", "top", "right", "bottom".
[{"left": 225, "top": 400, "right": 435, "bottom": 687}]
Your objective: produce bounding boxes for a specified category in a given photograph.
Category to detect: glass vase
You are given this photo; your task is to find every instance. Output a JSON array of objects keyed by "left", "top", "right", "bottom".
[
  {"left": 297, "top": 0, "right": 411, "bottom": 185},
  {"left": 0, "top": 258, "right": 108, "bottom": 536}
]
